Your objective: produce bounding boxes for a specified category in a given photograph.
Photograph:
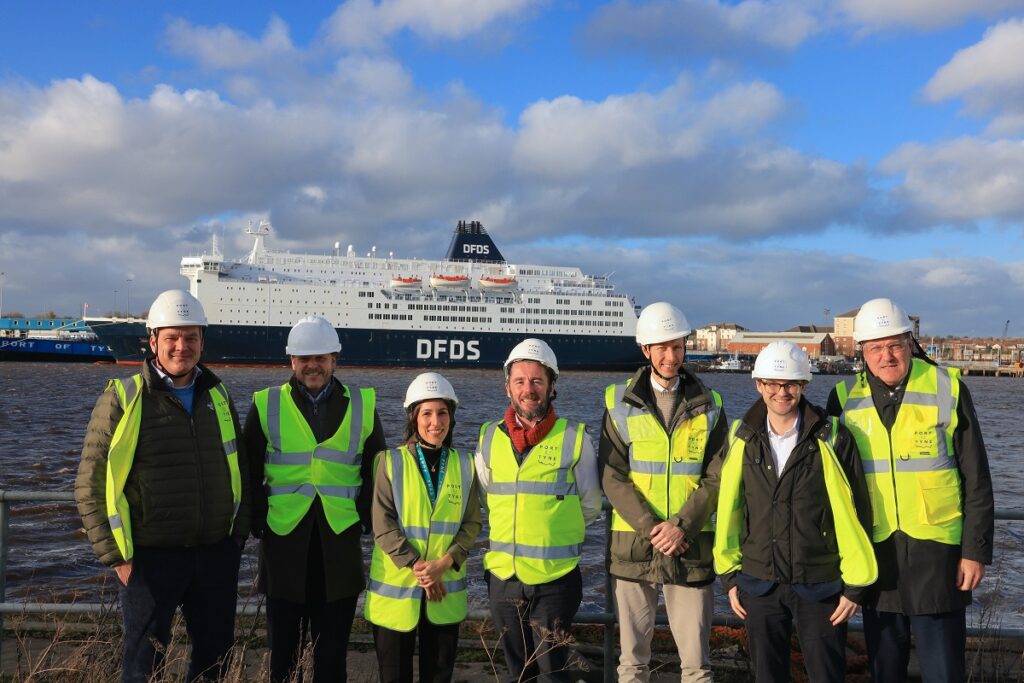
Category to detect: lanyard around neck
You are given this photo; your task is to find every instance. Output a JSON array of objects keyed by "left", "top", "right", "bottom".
[{"left": 414, "top": 444, "right": 447, "bottom": 507}]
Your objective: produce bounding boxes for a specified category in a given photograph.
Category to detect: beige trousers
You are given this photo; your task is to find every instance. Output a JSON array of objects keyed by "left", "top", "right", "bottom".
[{"left": 613, "top": 578, "right": 714, "bottom": 683}]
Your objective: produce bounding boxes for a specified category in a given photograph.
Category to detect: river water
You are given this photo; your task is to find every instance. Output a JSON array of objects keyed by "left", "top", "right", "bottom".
[{"left": 0, "top": 363, "right": 1021, "bottom": 627}]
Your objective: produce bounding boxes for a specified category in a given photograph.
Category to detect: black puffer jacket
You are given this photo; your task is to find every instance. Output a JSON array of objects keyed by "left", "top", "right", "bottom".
[
  {"left": 720, "top": 398, "right": 872, "bottom": 602},
  {"left": 76, "top": 360, "right": 249, "bottom": 566}
]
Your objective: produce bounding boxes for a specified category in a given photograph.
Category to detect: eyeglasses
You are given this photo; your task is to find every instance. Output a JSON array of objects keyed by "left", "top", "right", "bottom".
[
  {"left": 862, "top": 341, "right": 908, "bottom": 357},
  {"left": 758, "top": 380, "right": 805, "bottom": 394}
]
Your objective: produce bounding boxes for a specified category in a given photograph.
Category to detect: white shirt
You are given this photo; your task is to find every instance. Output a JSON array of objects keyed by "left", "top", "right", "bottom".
[
  {"left": 766, "top": 414, "right": 800, "bottom": 474},
  {"left": 649, "top": 373, "right": 680, "bottom": 394},
  {"left": 474, "top": 414, "right": 602, "bottom": 526}
]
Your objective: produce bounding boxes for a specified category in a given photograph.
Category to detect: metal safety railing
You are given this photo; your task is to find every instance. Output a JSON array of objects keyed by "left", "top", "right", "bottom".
[{"left": 1, "top": 490, "right": 1022, "bottom": 682}]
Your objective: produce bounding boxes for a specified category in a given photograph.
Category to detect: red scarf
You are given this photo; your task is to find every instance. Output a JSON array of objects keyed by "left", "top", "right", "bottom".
[{"left": 504, "top": 404, "right": 557, "bottom": 454}]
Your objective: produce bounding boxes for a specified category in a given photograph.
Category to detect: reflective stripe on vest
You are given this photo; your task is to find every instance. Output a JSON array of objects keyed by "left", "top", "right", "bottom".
[
  {"left": 254, "top": 383, "right": 375, "bottom": 536},
  {"left": 604, "top": 381, "right": 722, "bottom": 533},
  {"left": 836, "top": 359, "right": 962, "bottom": 545},
  {"left": 479, "top": 418, "right": 586, "bottom": 584},
  {"left": 713, "top": 418, "right": 878, "bottom": 587},
  {"left": 104, "top": 374, "right": 242, "bottom": 563},
  {"left": 364, "top": 446, "right": 473, "bottom": 631}
]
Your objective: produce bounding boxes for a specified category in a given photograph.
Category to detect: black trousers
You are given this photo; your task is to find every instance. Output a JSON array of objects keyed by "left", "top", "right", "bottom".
[
  {"left": 863, "top": 607, "right": 966, "bottom": 683},
  {"left": 741, "top": 583, "right": 847, "bottom": 683},
  {"left": 118, "top": 537, "right": 241, "bottom": 683},
  {"left": 372, "top": 600, "right": 461, "bottom": 683},
  {"left": 266, "top": 596, "right": 357, "bottom": 683},
  {"left": 487, "top": 568, "right": 582, "bottom": 683}
]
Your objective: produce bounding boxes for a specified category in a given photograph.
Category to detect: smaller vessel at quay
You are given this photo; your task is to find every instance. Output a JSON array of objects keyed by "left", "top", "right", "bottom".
[{"left": 0, "top": 317, "right": 113, "bottom": 362}]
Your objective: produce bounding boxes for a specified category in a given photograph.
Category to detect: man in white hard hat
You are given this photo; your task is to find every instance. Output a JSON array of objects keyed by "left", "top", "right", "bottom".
[
  {"left": 76, "top": 289, "right": 249, "bottom": 682},
  {"left": 244, "top": 316, "right": 386, "bottom": 683},
  {"left": 599, "top": 301, "right": 727, "bottom": 683},
  {"left": 826, "top": 297, "right": 994, "bottom": 682},
  {"left": 475, "top": 338, "right": 601, "bottom": 682},
  {"left": 714, "top": 341, "right": 876, "bottom": 681}
]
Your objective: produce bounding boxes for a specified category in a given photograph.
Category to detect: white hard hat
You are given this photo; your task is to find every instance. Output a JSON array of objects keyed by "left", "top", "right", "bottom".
[
  {"left": 504, "top": 338, "right": 559, "bottom": 378},
  {"left": 853, "top": 298, "right": 914, "bottom": 343},
  {"left": 286, "top": 316, "right": 341, "bottom": 356},
  {"left": 752, "top": 341, "right": 812, "bottom": 382},
  {"left": 147, "top": 290, "right": 208, "bottom": 330},
  {"left": 404, "top": 372, "right": 459, "bottom": 410},
  {"left": 636, "top": 302, "right": 691, "bottom": 345}
]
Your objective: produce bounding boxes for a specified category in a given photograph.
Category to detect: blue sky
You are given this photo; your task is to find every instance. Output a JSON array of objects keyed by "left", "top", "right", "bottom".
[{"left": 1, "top": 0, "right": 1023, "bottom": 336}]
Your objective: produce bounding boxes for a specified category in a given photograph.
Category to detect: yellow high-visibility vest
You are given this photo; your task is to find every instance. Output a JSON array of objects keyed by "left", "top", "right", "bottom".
[
  {"left": 105, "top": 374, "right": 241, "bottom": 562},
  {"left": 835, "top": 359, "right": 962, "bottom": 545},
  {"left": 253, "top": 383, "right": 375, "bottom": 535},
  {"left": 604, "top": 381, "right": 722, "bottom": 533},
  {"left": 365, "top": 445, "right": 473, "bottom": 631},
  {"left": 479, "top": 418, "right": 585, "bottom": 585},
  {"left": 714, "top": 418, "right": 878, "bottom": 587}
]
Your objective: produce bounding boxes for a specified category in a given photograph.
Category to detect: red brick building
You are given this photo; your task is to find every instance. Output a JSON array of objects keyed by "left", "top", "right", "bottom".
[{"left": 726, "top": 331, "right": 836, "bottom": 359}]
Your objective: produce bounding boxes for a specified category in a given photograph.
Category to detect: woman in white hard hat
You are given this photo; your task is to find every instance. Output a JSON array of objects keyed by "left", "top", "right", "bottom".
[
  {"left": 365, "top": 372, "right": 481, "bottom": 683},
  {"left": 714, "top": 341, "right": 876, "bottom": 682}
]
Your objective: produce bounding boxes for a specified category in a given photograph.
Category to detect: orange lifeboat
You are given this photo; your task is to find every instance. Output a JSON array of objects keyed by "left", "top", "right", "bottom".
[
  {"left": 479, "top": 275, "right": 518, "bottom": 290},
  {"left": 389, "top": 276, "right": 422, "bottom": 290},
  {"left": 429, "top": 274, "right": 470, "bottom": 289}
]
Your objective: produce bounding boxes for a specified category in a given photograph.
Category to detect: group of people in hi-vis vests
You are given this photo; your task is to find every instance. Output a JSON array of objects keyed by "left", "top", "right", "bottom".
[{"left": 76, "top": 289, "right": 994, "bottom": 683}]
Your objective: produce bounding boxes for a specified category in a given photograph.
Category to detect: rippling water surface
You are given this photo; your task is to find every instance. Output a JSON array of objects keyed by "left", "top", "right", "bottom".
[{"left": 0, "top": 363, "right": 1020, "bottom": 627}]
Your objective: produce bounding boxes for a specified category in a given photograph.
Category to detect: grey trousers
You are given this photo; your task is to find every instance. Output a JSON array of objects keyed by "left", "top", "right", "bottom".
[{"left": 613, "top": 578, "right": 714, "bottom": 683}]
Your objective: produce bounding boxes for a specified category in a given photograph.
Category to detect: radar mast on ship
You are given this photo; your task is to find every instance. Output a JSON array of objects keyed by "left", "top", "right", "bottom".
[{"left": 246, "top": 219, "right": 272, "bottom": 264}]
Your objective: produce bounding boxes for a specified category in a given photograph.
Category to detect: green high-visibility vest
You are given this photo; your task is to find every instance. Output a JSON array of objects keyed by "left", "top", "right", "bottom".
[
  {"left": 835, "top": 359, "right": 962, "bottom": 545},
  {"left": 713, "top": 417, "right": 878, "bottom": 587},
  {"left": 364, "top": 445, "right": 473, "bottom": 631},
  {"left": 479, "top": 418, "right": 585, "bottom": 585},
  {"left": 604, "top": 381, "right": 722, "bottom": 533},
  {"left": 253, "top": 383, "right": 375, "bottom": 536},
  {"left": 105, "top": 374, "right": 241, "bottom": 563}
]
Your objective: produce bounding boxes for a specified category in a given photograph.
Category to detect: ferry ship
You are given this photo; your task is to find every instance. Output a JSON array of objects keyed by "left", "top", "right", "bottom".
[
  {"left": 87, "top": 220, "right": 644, "bottom": 369},
  {"left": 0, "top": 318, "right": 114, "bottom": 363}
]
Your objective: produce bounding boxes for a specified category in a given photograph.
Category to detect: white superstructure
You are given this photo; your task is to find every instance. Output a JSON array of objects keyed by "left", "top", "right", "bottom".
[{"left": 179, "top": 220, "right": 638, "bottom": 338}]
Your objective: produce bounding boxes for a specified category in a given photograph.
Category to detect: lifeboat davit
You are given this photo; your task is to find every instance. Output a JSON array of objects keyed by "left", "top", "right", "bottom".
[
  {"left": 429, "top": 274, "right": 470, "bottom": 289},
  {"left": 389, "top": 276, "right": 422, "bottom": 290},
  {"left": 479, "top": 276, "right": 518, "bottom": 290}
]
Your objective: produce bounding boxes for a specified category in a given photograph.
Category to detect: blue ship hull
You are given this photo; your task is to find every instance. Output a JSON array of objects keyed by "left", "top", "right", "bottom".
[
  {"left": 89, "top": 321, "right": 644, "bottom": 370},
  {"left": 0, "top": 337, "right": 114, "bottom": 363}
]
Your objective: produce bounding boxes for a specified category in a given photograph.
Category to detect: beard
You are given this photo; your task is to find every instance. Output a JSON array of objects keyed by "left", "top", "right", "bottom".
[{"left": 512, "top": 395, "right": 550, "bottom": 423}]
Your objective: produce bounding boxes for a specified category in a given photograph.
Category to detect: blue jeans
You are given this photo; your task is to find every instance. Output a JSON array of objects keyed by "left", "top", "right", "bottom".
[
  {"left": 118, "top": 537, "right": 241, "bottom": 683},
  {"left": 863, "top": 607, "right": 966, "bottom": 683}
]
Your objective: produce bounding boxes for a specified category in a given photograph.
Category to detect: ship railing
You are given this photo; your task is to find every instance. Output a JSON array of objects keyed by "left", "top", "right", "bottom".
[{"left": 0, "top": 491, "right": 1021, "bottom": 681}]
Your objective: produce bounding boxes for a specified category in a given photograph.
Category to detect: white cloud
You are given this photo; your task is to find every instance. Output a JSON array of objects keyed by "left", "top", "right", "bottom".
[
  {"left": 839, "top": 0, "right": 1022, "bottom": 31},
  {"left": 580, "top": 0, "right": 1023, "bottom": 61},
  {"left": 919, "top": 265, "right": 980, "bottom": 287},
  {"left": 165, "top": 16, "right": 297, "bottom": 70},
  {"left": 582, "top": 0, "right": 820, "bottom": 59},
  {"left": 541, "top": 239, "right": 1023, "bottom": 337},
  {"left": 323, "top": 0, "right": 542, "bottom": 50},
  {"left": 513, "top": 78, "right": 786, "bottom": 178},
  {"left": 880, "top": 137, "right": 1024, "bottom": 224},
  {"left": 0, "top": 76, "right": 338, "bottom": 232},
  {"left": 924, "top": 19, "right": 1024, "bottom": 134},
  {"left": 332, "top": 55, "right": 415, "bottom": 102}
]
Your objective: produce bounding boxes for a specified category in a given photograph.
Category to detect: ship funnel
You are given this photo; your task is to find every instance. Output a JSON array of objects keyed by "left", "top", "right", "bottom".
[{"left": 445, "top": 220, "right": 505, "bottom": 263}]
